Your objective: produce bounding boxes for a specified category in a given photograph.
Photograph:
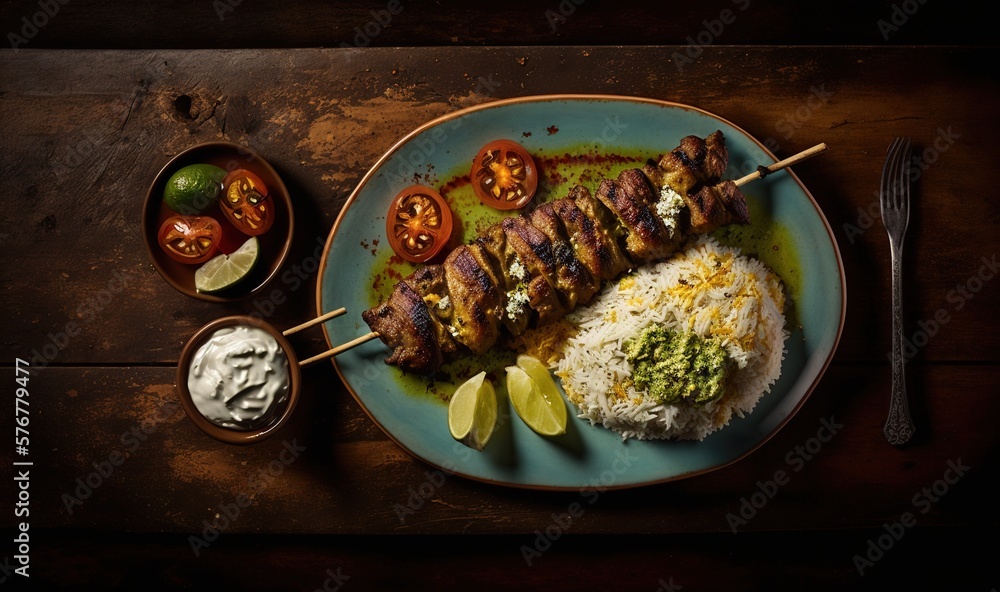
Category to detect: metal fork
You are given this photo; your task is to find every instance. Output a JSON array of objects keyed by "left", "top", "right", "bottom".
[{"left": 880, "top": 137, "right": 916, "bottom": 446}]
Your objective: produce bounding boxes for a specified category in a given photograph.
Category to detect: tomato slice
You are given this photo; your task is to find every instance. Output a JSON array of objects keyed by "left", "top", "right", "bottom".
[
  {"left": 158, "top": 215, "right": 223, "bottom": 264},
  {"left": 470, "top": 139, "right": 538, "bottom": 210},
  {"left": 220, "top": 169, "right": 274, "bottom": 236},
  {"left": 386, "top": 185, "right": 453, "bottom": 263}
]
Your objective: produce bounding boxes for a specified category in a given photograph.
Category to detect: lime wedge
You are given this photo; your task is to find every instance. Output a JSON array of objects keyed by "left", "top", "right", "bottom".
[
  {"left": 516, "top": 354, "right": 564, "bottom": 402},
  {"left": 448, "top": 371, "right": 498, "bottom": 451},
  {"left": 506, "top": 363, "right": 567, "bottom": 437},
  {"left": 195, "top": 236, "right": 260, "bottom": 293}
]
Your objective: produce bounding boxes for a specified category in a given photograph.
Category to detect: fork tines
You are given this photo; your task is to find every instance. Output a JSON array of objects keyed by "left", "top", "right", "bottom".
[{"left": 880, "top": 137, "right": 912, "bottom": 213}]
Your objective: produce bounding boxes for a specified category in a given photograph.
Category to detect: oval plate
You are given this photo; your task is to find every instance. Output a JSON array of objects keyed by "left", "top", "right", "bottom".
[{"left": 317, "top": 95, "right": 845, "bottom": 490}]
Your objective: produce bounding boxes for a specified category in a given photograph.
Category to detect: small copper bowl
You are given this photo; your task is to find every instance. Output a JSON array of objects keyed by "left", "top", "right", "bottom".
[
  {"left": 176, "top": 315, "right": 302, "bottom": 444},
  {"left": 142, "top": 142, "right": 294, "bottom": 302}
]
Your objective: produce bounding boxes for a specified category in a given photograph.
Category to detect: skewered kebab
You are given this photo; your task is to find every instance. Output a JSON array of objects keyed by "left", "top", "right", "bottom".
[{"left": 360, "top": 131, "right": 820, "bottom": 375}]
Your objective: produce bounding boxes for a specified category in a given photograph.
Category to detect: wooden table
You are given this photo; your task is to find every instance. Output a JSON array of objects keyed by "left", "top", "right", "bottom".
[{"left": 2, "top": 44, "right": 998, "bottom": 590}]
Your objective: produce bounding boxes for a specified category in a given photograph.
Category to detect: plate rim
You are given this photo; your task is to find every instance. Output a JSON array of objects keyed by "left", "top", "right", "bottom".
[{"left": 315, "top": 93, "right": 847, "bottom": 490}]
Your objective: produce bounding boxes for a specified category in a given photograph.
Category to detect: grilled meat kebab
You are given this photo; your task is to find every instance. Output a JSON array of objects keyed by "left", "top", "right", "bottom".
[{"left": 362, "top": 130, "right": 751, "bottom": 374}]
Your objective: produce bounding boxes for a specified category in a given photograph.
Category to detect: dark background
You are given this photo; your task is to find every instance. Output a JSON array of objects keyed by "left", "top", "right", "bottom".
[
  {"left": 2, "top": 2, "right": 997, "bottom": 591},
  {"left": 1, "top": 0, "right": 990, "bottom": 49}
]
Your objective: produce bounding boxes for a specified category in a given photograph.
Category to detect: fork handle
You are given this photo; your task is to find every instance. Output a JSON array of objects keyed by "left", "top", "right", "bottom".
[{"left": 885, "top": 244, "right": 915, "bottom": 446}]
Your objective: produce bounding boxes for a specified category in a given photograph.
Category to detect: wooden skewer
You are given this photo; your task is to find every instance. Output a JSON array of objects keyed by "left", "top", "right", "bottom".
[
  {"left": 282, "top": 307, "right": 347, "bottom": 336},
  {"left": 734, "top": 143, "right": 828, "bottom": 187},
  {"left": 299, "top": 331, "right": 380, "bottom": 367},
  {"left": 318, "top": 143, "right": 828, "bottom": 364}
]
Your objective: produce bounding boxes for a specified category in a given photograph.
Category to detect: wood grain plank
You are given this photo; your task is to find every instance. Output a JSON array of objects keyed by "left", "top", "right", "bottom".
[
  {"left": 2, "top": 363, "right": 995, "bottom": 535},
  {"left": 1, "top": 47, "right": 998, "bottom": 366},
  {"left": 0, "top": 0, "right": 988, "bottom": 48}
]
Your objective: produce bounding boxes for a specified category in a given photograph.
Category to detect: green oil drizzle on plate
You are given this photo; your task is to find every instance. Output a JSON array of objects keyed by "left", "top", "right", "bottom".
[
  {"left": 711, "top": 194, "right": 802, "bottom": 327},
  {"left": 375, "top": 348, "right": 518, "bottom": 406}
]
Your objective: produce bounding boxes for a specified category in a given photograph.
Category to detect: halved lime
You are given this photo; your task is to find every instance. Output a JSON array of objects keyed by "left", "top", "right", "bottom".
[
  {"left": 516, "top": 354, "right": 565, "bottom": 404},
  {"left": 195, "top": 236, "right": 260, "bottom": 293},
  {"left": 506, "top": 363, "right": 567, "bottom": 437},
  {"left": 164, "top": 164, "right": 227, "bottom": 215},
  {"left": 448, "top": 371, "right": 498, "bottom": 451}
]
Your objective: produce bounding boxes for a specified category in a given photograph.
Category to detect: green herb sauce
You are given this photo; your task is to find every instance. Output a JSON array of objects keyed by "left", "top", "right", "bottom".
[
  {"left": 711, "top": 194, "right": 801, "bottom": 326},
  {"left": 626, "top": 326, "right": 729, "bottom": 405}
]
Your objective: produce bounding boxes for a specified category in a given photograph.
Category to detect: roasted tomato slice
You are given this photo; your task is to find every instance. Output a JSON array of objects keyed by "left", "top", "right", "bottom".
[
  {"left": 157, "top": 215, "right": 223, "bottom": 264},
  {"left": 220, "top": 169, "right": 274, "bottom": 236},
  {"left": 386, "top": 185, "right": 453, "bottom": 263},
  {"left": 470, "top": 139, "right": 538, "bottom": 210}
]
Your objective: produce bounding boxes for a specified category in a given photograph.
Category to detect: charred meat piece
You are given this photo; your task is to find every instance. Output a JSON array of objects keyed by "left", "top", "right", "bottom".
[
  {"left": 526, "top": 274, "right": 563, "bottom": 327},
  {"left": 500, "top": 216, "right": 566, "bottom": 324},
  {"left": 475, "top": 225, "right": 532, "bottom": 337},
  {"left": 643, "top": 130, "right": 729, "bottom": 196},
  {"left": 550, "top": 194, "right": 616, "bottom": 283},
  {"left": 465, "top": 241, "right": 511, "bottom": 331},
  {"left": 403, "top": 265, "right": 464, "bottom": 362},
  {"left": 360, "top": 280, "right": 449, "bottom": 374},
  {"left": 527, "top": 202, "right": 599, "bottom": 309},
  {"left": 595, "top": 169, "right": 679, "bottom": 262},
  {"left": 442, "top": 245, "right": 505, "bottom": 355},
  {"left": 676, "top": 131, "right": 729, "bottom": 183},
  {"left": 565, "top": 186, "right": 633, "bottom": 278},
  {"left": 684, "top": 180, "right": 751, "bottom": 234},
  {"left": 476, "top": 215, "right": 567, "bottom": 331}
]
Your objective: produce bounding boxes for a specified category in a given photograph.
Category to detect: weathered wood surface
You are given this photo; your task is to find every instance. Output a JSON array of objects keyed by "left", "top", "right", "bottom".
[
  {"left": 2, "top": 47, "right": 999, "bottom": 366},
  {"left": 0, "top": 0, "right": 988, "bottom": 48},
  {"left": 1, "top": 45, "right": 998, "bottom": 589},
  {"left": 8, "top": 364, "right": 997, "bottom": 535}
]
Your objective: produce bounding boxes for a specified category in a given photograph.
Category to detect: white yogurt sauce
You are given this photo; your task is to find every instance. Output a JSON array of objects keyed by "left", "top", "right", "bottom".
[{"left": 187, "top": 325, "right": 289, "bottom": 430}]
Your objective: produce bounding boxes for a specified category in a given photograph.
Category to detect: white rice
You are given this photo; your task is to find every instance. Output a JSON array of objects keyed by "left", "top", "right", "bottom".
[{"left": 552, "top": 236, "right": 789, "bottom": 441}]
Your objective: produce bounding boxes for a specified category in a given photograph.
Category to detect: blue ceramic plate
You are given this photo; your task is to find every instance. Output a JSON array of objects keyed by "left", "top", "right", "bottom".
[{"left": 317, "top": 95, "right": 845, "bottom": 490}]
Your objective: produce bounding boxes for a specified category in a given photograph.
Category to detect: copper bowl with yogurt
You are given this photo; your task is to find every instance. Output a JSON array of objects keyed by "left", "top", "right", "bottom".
[{"left": 176, "top": 315, "right": 302, "bottom": 444}]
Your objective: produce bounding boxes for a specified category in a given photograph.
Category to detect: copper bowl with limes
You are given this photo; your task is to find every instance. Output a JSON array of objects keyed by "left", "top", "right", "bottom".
[{"left": 142, "top": 142, "right": 294, "bottom": 302}]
